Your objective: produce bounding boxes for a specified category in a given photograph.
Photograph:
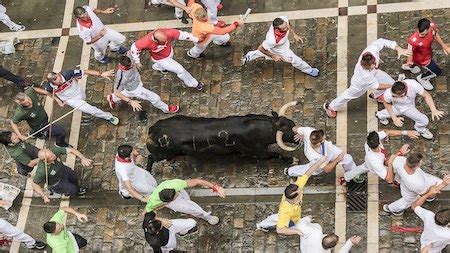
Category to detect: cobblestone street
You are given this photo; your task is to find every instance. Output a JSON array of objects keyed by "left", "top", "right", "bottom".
[{"left": 0, "top": 0, "right": 449, "bottom": 252}]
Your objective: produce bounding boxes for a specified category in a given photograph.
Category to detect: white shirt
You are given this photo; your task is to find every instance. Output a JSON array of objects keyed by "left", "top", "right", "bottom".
[
  {"left": 297, "top": 127, "right": 342, "bottom": 174},
  {"left": 261, "top": 16, "right": 290, "bottom": 54},
  {"left": 351, "top": 38, "right": 397, "bottom": 90},
  {"left": 297, "top": 217, "right": 354, "bottom": 253},
  {"left": 114, "top": 156, "right": 157, "bottom": 197},
  {"left": 383, "top": 79, "right": 425, "bottom": 113},
  {"left": 364, "top": 131, "right": 388, "bottom": 179},
  {"left": 393, "top": 156, "right": 430, "bottom": 195},
  {"left": 76, "top": 6, "right": 105, "bottom": 44},
  {"left": 414, "top": 206, "right": 450, "bottom": 253}
]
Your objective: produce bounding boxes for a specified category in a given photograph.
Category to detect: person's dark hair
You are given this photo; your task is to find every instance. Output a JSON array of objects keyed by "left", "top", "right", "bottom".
[
  {"left": 0, "top": 131, "right": 13, "bottom": 145},
  {"left": 117, "top": 145, "right": 133, "bottom": 159},
  {"left": 159, "top": 189, "right": 176, "bottom": 202},
  {"left": 273, "top": 18, "right": 285, "bottom": 28},
  {"left": 360, "top": 53, "right": 376, "bottom": 69},
  {"left": 366, "top": 131, "right": 380, "bottom": 149},
  {"left": 310, "top": 130, "right": 325, "bottom": 145},
  {"left": 435, "top": 209, "right": 450, "bottom": 226},
  {"left": 145, "top": 219, "right": 162, "bottom": 234},
  {"left": 392, "top": 81, "right": 406, "bottom": 95},
  {"left": 43, "top": 221, "right": 57, "bottom": 233},
  {"left": 284, "top": 184, "right": 299, "bottom": 200},
  {"left": 406, "top": 153, "right": 423, "bottom": 167},
  {"left": 119, "top": 56, "right": 132, "bottom": 68},
  {"left": 417, "top": 18, "right": 431, "bottom": 33},
  {"left": 322, "top": 234, "right": 339, "bottom": 249},
  {"left": 73, "top": 6, "right": 86, "bottom": 17}
]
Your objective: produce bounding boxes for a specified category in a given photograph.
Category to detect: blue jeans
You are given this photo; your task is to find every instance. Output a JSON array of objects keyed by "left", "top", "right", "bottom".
[{"left": 421, "top": 59, "right": 442, "bottom": 80}]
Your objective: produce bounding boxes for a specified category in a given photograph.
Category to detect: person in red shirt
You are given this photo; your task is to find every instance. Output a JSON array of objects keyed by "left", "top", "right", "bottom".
[
  {"left": 130, "top": 28, "right": 205, "bottom": 90},
  {"left": 402, "top": 19, "right": 449, "bottom": 91}
]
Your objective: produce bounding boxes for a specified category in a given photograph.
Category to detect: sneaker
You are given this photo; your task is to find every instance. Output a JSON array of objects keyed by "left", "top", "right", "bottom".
[
  {"left": 115, "top": 46, "right": 128, "bottom": 55},
  {"left": 426, "top": 197, "right": 435, "bottom": 202},
  {"left": 401, "top": 64, "right": 421, "bottom": 74},
  {"left": 308, "top": 68, "right": 319, "bottom": 77},
  {"left": 195, "top": 82, "right": 204, "bottom": 91},
  {"left": 416, "top": 74, "right": 433, "bottom": 90},
  {"left": 375, "top": 112, "right": 389, "bottom": 125},
  {"left": 119, "top": 190, "right": 131, "bottom": 199},
  {"left": 187, "top": 50, "right": 205, "bottom": 59},
  {"left": 11, "top": 24, "right": 25, "bottom": 32},
  {"left": 323, "top": 102, "right": 337, "bottom": 118},
  {"left": 107, "top": 94, "right": 116, "bottom": 109},
  {"left": 97, "top": 56, "right": 110, "bottom": 64},
  {"left": 168, "top": 105, "right": 179, "bottom": 113},
  {"left": 420, "top": 129, "right": 433, "bottom": 140},
  {"left": 217, "top": 3, "right": 223, "bottom": 11},
  {"left": 109, "top": 116, "right": 120, "bottom": 125},
  {"left": 352, "top": 174, "right": 365, "bottom": 184},
  {"left": 241, "top": 55, "right": 250, "bottom": 66},
  {"left": 177, "top": 16, "right": 189, "bottom": 24},
  {"left": 256, "top": 223, "right": 269, "bottom": 232},
  {"left": 54, "top": 143, "right": 73, "bottom": 148},
  {"left": 397, "top": 73, "right": 406, "bottom": 81},
  {"left": 383, "top": 204, "right": 404, "bottom": 216},
  {"left": 206, "top": 215, "right": 220, "bottom": 225},
  {"left": 283, "top": 167, "right": 290, "bottom": 176},
  {"left": 29, "top": 241, "right": 46, "bottom": 250},
  {"left": 77, "top": 187, "right": 87, "bottom": 196},
  {"left": 180, "top": 226, "right": 198, "bottom": 236}
]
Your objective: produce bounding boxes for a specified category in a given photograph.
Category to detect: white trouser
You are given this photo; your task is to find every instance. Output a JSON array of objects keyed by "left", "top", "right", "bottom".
[
  {"left": 166, "top": 190, "right": 212, "bottom": 220},
  {"left": 152, "top": 54, "right": 198, "bottom": 88},
  {"left": 343, "top": 162, "right": 371, "bottom": 182},
  {"left": 91, "top": 28, "right": 126, "bottom": 61},
  {"left": 329, "top": 69, "right": 394, "bottom": 111},
  {"left": 287, "top": 154, "right": 356, "bottom": 177},
  {"left": 0, "top": 12, "right": 18, "bottom": 30},
  {"left": 151, "top": 0, "right": 185, "bottom": 18},
  {"left": 201, "top": 0, "right": 221, "bottom": 24},
  {"left": 388, "top": 174, "right": 442, "bottom": 212},
  {"left": 244, "top": 48, "right": 313, "bottom": 74},
  {"left": 62, "top": 90, "right": 113, "bottom": 120},
  {"left": 258, "top": 213, "right": 297, "bottom": 229},
  {"left": 188, "top": 34, "right": 230, "bottom": 58},
  {"left": 120, "top": 166, "right": 158, "bottom": 197},
  {"left": 0, "top": 218, "right": 36, "bottom": 248},
  {"left": 376, "top": 106, "right": 429, "bottom": 133},
  {"left": 161, "top": 218, "right": 196, "bottom": 252},
  {"left": 111, "top": 82, "right": 169, "bottom": 113}
]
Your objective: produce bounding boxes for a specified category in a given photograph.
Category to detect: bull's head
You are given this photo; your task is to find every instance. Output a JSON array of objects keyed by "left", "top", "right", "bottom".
[{"left": 274, "top": 101, "right": 298, "bottom": 151}]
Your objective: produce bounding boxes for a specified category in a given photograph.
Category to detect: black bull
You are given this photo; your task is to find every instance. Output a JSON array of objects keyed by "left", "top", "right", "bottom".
[{"left": 146, "top": 112, "right": 297, "bottom": 169}]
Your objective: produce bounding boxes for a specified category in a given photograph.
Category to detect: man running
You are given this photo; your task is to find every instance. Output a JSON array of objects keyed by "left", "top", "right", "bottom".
[
  {"left": 0, "top": 131, "right": 39, "bottom": 176},
  {"left": 200, "top": 0, "right": 223, "bottom": 27},
  {"left": 242, "top": 17, "right": 319, "bottom": 77},
  {"left": 402, "top": 18, "right": 449, "bottom": 90},
  {"left": 130, "top": 28, "right": 204, "bottom": 90},
  {"left": 73, "top": 5, "right": 127, "bottom": 64},
  {"left": 149, "top": 0, "right": 189, "bottom": 24},
  {"left": 324, "top": 38, "right": 411, "bottom": 118},
  {"left": 43, "top": 69, "right": 120, "bottom": 125}
]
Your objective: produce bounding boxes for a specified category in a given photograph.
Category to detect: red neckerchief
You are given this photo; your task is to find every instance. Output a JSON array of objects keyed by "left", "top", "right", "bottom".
[
  {"left": 274, "top": 28, "right": 287, "bottom": 43},
  {"left": 380, "top": 147, "right": 389, "bottom": 165},
  {"left": 77, "top": 17, "right": 93, "bottom": 28},
  {"left": 118, "top": 63, "right": 131, "bottom": 71},
  {"left": 115, "top": 155, "right": 132, "bottom": 163}
]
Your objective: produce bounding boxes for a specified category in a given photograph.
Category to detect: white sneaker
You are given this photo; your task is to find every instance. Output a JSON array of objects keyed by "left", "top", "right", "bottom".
[
  {"left": 11, "top": 24, "right": 25, "bottom": 32},
  {"left": 420, "top": 129, "right": 433, "bottom": 140},
  {"left": 416, "top": 74, "right": 433, "bottom": 90},
  {"left": 256, "top": 223, "right": 269, "bottom": 232},
  {"left": 383, "top": 204, "right": 404, "bottom": 216},
  {"left": 206, "top": 215, "right": 220, "bottom": 225},
  {"left": 241, "top": 55, "right": 250, "bottom": 66},
  {"left": 397, "top": 73, "right": 406, "bottom": 81},
  {"left": 401, "top": 64, "right": 421, "bottom": 74}
]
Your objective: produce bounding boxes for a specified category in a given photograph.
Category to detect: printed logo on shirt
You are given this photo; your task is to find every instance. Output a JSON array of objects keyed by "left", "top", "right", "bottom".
[
  {"left": 418, "top": 42, "right": 423, "bottom": 47},
  {"left": 50, "top": 170, "right": 57, "bottom": 176},
  {"left": 30, "top": 112, "right": 36, "bottom": 118}
]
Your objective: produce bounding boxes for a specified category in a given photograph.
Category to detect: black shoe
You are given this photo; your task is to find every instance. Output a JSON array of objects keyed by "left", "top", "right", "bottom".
[
  {"left": 219, "top": 41, "right": 231, "bottom": 47},
  {"left": 30, "top": 241, "right": 46, "bottom": 250},
  {"left": 77, "top": 187, "right": 87, "bottom": 196},
  {"left": 179, "top": 16, "right": 189, "bottom": 24},
  {"left": 195, "top": 82, "right": 204, "bottom": 91},
  {"left": 179, "top": 226, "right": 198, "bottom": 236},
  {"left": 54, "top": 143, "right": 73, "bottom": 148}
]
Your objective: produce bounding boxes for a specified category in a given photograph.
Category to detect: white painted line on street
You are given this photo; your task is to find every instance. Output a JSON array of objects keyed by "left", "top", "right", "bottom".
[{"left": 188, "top": 186, "right": 335, "bottom": 197}]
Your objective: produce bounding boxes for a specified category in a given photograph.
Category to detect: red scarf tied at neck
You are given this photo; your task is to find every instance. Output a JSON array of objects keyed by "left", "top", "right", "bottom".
[
  {"left": 274, "top": 28, "right": 288, "bottom": 43},
  {"left": 118, "top": 63, "right": 132, "bottom": 71},
  {"left": 77, "top": 17, "right": 93, "bottom": 28}
]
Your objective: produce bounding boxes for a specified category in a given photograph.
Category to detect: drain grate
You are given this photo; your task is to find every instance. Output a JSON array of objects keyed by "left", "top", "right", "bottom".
[{"left": 346, "top": 179, "right": 367, "bottom": 212}]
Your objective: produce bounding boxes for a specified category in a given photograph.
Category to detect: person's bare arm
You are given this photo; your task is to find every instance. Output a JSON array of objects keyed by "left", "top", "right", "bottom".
[
  {"left": 323, "top": 153, "right": 344, "bottom": 173},
  {"left": 434, "top": 32, "right": 449, "bottom": 55},
  {"left": 167, "top": 0, "right": 190, "bottom": 13},
  {"left": 86, "top": 28, "right": 107, "bottom": 45},
  {"left": 114, "top": 90, "right": 142, "bottom": 111},
  {"left": 31, "top": 182, "right": 50, "bottom": 203},
  {"left": 93, "top": 7, "right": 115, "bottom": 14},
  {"left": 305, "top": 156, "right": 328, "bottom": 176},
  {"left": 276, "top": 227, "right": 302, "bottom": 236},
  {"left": 384, "top": 129, "right": 419, "bottom": 139},
  {"left": 287, "top": 24, "right": 303, "bottom": 43},
  {"left": 376, "top": 83, "right": 391, "bottom": 90},
  {"left": 84, "top": 69, "right": 114, "bottom": 79},
  {"left": 62, "top": 207, "right": 88, "bottom": 222},
  {"left": 257, "top": 44, "right": 282, "bottom": 61},
  {"left": 421, "top": 91, "right": 444, "bottom": 121},
  {"left": 411, "top": 186, "right": 440, "bottom": 210},
  {"left": 26, "top": 158, "right": 40, "bottom": 168},
  {"left": 382, "top": 101, "right": 403, "bottom": 127},
  {"left": 186, "top": 178, "right": 226, "bottom": 198},
  {"left": 32, "top": 87, "right": 65, "bottom": 106},
  {"left": 10, "top": 120, "right": 26, "bottom": 141},
  {"left": 124, "top": 180, "right": 147, "bottom": 202},
  {"left": 67, "top": 148, "right": 92, "bottom": 167}
]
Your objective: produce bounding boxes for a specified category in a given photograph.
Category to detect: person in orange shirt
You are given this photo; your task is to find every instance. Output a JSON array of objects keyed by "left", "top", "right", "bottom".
[{"left": 186, "top": 0, "right": 243, "bottom": 59}]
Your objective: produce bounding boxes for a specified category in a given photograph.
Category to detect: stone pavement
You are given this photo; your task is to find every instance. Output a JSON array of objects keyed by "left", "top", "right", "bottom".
[{"left": 0, "top": 0, "right": 448, "bottom": 252}]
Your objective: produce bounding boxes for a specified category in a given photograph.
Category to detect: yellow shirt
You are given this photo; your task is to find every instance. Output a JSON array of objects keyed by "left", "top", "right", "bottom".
[{"left": 276, "top": 175, "right": 309, "bottom": 228}]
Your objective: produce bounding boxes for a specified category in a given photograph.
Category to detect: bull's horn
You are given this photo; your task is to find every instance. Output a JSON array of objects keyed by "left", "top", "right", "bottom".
[
  {"left": 278, "top": 101, "right": 298, "bottom": 117},
  {"left": 276, "top": 131, "right": 296, "bottom": 151}
]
